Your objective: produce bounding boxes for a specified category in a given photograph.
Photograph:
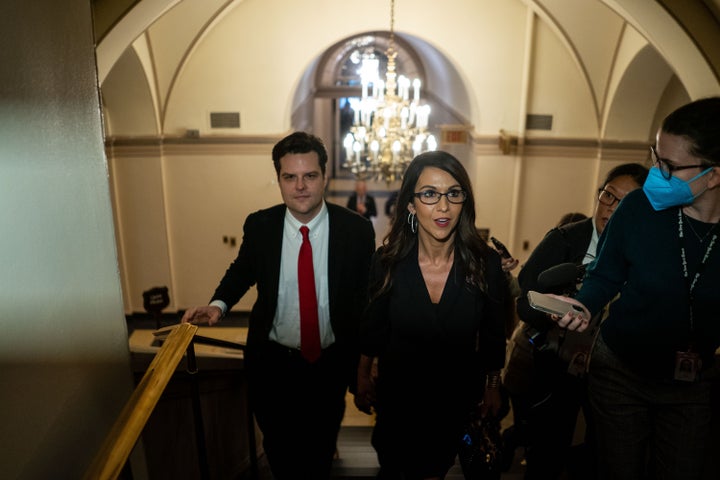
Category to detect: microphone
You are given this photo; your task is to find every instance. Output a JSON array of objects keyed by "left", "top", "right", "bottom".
[{"left": 537, "top": 262, "right": 585, "bottom": 291}]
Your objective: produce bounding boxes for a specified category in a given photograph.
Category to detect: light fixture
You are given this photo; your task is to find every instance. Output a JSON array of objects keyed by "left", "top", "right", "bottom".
[{"left": 343, "top": 0, "right": 436, "bottom": 183}]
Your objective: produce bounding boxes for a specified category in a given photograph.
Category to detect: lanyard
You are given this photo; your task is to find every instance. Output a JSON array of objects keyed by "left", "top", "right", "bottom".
[{"left": 677, "top": 208, "right": 718, "bottom": 333}]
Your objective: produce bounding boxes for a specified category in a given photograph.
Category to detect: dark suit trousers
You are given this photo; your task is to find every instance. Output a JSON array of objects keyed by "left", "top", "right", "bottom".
[{"left": 246, "top": 341, "right": 348, "bottom": 480}]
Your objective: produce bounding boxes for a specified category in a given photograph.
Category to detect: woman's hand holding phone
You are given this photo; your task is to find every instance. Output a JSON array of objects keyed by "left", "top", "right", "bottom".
[{"left": 527, "top": 291, "right": 591, "bottom": 332}]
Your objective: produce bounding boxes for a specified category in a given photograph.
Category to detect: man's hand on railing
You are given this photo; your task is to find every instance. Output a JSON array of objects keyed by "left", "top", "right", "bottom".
[{"left": 182, "top": 305, "right": 223, "bottom": 326}]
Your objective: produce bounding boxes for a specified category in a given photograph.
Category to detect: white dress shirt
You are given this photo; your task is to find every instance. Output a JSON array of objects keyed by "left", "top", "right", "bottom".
[
  {"left": 584, "top": 220, "right": 600, "bottom": 265},
  {"left": 270, "top": 203, "right": 334, "bottom": 349}
]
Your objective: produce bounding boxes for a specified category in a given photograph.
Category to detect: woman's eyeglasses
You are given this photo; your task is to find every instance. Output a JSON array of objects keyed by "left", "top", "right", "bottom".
[
  {"left": 650, "top": 146, "right": 709, "bottom": 180},
  {"left": 413, "top": 189, "right": 467, "bottom": 205},
  {"left": 597, "top": 189, "right": 620, "bottom": 207}
]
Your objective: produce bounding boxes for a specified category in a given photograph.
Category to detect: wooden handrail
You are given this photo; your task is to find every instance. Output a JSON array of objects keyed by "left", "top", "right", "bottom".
[{"left": 84, "top": 323, "right": 198, "bottom": 480}]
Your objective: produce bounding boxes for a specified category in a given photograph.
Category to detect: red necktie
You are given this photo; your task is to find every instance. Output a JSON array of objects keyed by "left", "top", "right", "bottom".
[{"left": 298, "top": 226, "right": 321, "bottom": 363}]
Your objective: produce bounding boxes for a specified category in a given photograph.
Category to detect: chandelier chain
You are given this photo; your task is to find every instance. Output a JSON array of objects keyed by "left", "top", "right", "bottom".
[
  {"left": 389, "top": 0, "right": 395, "bottom": 46},
  {"left": 342, "top": 0, "right": 436, "bottom": 183}
]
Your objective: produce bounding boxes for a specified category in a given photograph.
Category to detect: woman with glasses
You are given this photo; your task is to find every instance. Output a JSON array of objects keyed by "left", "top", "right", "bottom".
[
  {"left": 354, "top": 151, "right": 510, "bottom": 479},
  {"left": 509, "top": 162, "right": 647, "bottom": 479},
  {"left": 551, "top": 96, "right": 720, "bottom": 480}
]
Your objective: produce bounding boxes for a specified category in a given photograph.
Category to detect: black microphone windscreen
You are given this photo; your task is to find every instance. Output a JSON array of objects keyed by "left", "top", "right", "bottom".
[{"left": 537, "top": 262, "right": 581, "bottom": 290}]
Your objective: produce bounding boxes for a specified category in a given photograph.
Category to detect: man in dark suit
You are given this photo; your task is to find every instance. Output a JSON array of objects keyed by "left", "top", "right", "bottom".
[
  {"left": 182, "top": 132, "right": 375, "bottom": 479},
  {"left": 346, "top": 179, "right": 377, "bottom": 219}
]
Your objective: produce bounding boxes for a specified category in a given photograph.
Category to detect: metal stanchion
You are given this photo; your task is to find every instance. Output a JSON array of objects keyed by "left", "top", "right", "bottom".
[{"left": 186, "top": 341, "right": 211, "bottom": 480}]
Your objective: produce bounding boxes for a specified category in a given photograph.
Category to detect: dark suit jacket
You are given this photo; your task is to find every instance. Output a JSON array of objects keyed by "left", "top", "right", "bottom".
[
  {"left": 210, "top": 202, "right": 375, "bottom": 382},
  {"left": 346, "top": 193, "right": 377, "bottom": 219},
  {"left": 515, "top": 218, "right": 593, "bottom": 331}
]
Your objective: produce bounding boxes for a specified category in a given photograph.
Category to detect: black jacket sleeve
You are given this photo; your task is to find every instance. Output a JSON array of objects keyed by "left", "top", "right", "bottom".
[
  {"left": 516, "top": 219, "right": 592, "bottom": 331},
  {"left": 478, "top": 250, "right": 512, "bottom": 373}
]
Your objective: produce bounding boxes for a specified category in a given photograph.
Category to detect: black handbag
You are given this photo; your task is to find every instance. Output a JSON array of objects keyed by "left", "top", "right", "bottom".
[{"left": 458, "top": 407, "right": 504, "bottom": 480}]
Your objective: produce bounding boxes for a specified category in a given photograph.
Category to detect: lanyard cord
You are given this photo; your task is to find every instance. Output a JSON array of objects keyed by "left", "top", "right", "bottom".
[{"left": 678, "top": 208, "right": 718, "bottom": 333}]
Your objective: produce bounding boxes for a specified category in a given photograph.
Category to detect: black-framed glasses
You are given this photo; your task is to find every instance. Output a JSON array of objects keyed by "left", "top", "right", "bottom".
[
  {"left": 597, "top": 188, "right": 620, "bottom": 207},
  {"left": 650, "top": 146, "right": 709, "bottom": 180},
  {"left": 413, "top": 189, "right": 467, "bottom": 205}
]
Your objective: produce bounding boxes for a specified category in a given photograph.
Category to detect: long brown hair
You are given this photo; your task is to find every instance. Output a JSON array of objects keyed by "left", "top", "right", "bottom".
[{"left": 372, "top": 151, "right": 492, "bottom": 298}]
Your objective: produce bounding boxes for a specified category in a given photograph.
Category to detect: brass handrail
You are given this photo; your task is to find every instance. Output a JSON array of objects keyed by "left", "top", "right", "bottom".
[{"left": 84, "top": 323, "right": 198, "bottom": 480}]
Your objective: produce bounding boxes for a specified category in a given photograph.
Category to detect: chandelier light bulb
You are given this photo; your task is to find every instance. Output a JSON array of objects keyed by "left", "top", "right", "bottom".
[
  {"left": 343, "top": 0, "right": 434, "bottom": 183},
  {"left": 413, "top": 78, "right": 421, "bottom": 101}
]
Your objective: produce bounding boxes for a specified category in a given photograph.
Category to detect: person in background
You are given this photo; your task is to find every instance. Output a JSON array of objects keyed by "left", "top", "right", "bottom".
[
  {"left": 181, "top": 132, "right": 375, "bottom": 479},
  {"left": 347, "top": 179, "right": 378, "bottom": 219},
  {"left": 511, "top": 163, "right": 649, "bottom": 479},
  {"left": 489, "top": 234, "right": 521, "bottom": 337},
  {"left": 551, "top": 97, "right": 720, "bottom": 480},
  {"left": 354, "top": 151, "right": 509, "bottom": 479},
  {"left": 384, "top": 190, "right": 400, "bottom": 219}
]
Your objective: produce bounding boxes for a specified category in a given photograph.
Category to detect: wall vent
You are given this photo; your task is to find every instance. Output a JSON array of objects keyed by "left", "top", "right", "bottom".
[
  {"left": 526, "top": 114, "right": 553, "bottom": 130},
  {"left": 210, "top": 112, "right": 240, "bottom": 128}
]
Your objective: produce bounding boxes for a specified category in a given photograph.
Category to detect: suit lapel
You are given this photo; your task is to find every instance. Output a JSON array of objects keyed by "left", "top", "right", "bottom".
[
  {"left": 326, "top": 205, "right": 341, "bottom": 308},
  {"left": 264, "top": 206, "right": 286, "bottom": 306}
]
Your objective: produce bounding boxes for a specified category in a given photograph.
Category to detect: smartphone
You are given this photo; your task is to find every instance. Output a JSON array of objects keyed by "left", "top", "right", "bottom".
[
  {"left": 527, "top": 290, "right": 583, "bottom": 316},
  {"left": 490, "top": 236, "right": 512, "bottom": 259}
]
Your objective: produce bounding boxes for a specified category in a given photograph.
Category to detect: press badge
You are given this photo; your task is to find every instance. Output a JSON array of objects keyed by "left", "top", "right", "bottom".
[{"left": 674, "top": 350, "right": 701, "bottom": 382}]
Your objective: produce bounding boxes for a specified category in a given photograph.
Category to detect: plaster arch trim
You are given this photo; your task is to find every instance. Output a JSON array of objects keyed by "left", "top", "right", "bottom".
[
  {"left": 521, "top": 0, "right": 602, "bottom": 129},
  {"left": 97, "top": 0, "right": 182, "bottom": 83},
  {"left": 602, "top": 0, "right": 719, "bottom": 97},
  {"left": 157, "top": 1, "right": 237, "bottom": 132},
  {"left": 314, "top": 31, "right": 425, "bottom": 89},
  {"left": 602, "top": 45, "right": 679, "bottom": 142},
  {"left": 400, "top": 32, "right": 474, "bottom": 128}
]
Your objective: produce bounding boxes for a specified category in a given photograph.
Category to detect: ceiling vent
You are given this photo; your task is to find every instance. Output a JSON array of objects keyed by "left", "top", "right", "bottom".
[
  {"left": 526, "top": 114, "right": 553, "bottom": 130},
  {"left": 210, "top": 112, "right": 240, "bottom": 128}
]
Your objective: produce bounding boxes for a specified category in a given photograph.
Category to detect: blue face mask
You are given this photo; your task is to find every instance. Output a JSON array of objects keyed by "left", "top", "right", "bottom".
[{"left": 642, "top": 166, "right": 713, "bottom": 211}]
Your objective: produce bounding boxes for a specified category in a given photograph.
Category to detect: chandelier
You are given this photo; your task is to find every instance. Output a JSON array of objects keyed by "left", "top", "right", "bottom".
[{"left": 342, "top": 0, "right": 436, "bottom": 183}]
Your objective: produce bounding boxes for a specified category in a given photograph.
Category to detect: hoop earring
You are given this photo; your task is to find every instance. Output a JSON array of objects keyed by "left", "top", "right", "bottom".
[{"left": 407, "top": 212, "right": 417, "bottom": 234}]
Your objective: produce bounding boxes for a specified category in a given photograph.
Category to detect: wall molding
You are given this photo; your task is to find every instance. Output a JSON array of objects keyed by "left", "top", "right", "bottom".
[
  {"left": 106, "top": 133, "right": 650, "bottom": 163},
  {"left": 106, "top": 135, "right": 281, "bottom": 157},
  {"left": 470, "top": 133, "right": 649, "bottom": 161}
]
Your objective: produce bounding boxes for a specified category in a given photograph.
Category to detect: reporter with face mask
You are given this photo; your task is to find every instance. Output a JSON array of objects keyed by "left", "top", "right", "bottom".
[{"left": 550, "top": 97, "right": 720, "bottom": 480}]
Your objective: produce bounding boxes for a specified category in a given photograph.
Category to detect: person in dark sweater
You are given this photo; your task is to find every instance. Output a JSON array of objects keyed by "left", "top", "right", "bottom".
[{"left": 551, "top": 97, "right": 720, "bottom": 480}]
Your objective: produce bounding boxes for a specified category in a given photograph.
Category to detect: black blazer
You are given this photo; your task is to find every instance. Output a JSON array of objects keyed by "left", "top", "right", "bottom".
[
  {"left": 360, "top": 243, "right": 509, "bottom": 374},
  {"left": 515, "top": 218, "right": 594, "bottom": 331},
  {"left": 211, "top": 202, "right": 376, "bottom": 354},
  {"left": 346, "top": 193, "right": 377, "bottom": 219}
]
